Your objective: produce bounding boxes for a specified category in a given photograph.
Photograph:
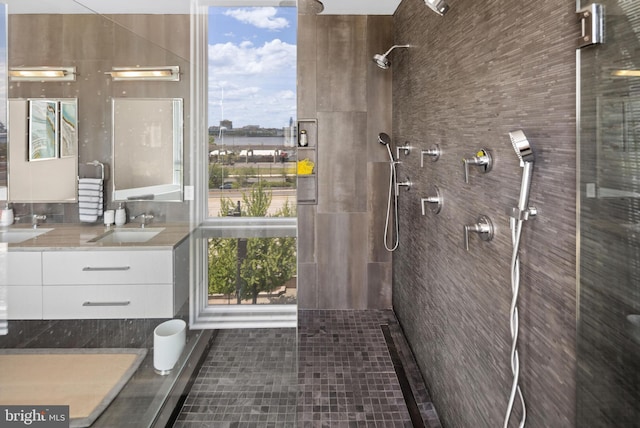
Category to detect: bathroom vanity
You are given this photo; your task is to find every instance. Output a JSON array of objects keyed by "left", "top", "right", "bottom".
[{"left": 3, "top": 224, "right": 191, "bottom": 320}]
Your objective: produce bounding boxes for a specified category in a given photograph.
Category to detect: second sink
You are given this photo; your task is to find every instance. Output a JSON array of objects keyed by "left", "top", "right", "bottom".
[
  {"left": 0, "top": 228, "right": 54, "bottom": 243},
  {"left": 90, "top": 227, "right": 165, "bottom": 244}
]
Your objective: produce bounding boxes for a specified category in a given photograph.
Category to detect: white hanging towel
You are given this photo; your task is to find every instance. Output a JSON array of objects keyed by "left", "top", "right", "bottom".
[{"left": 78, "top": 178, "right": 104, "bottom": 222}]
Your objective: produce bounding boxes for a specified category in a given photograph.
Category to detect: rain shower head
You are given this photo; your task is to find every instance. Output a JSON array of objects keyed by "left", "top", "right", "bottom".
[
  {"left": 372, "top": 44, "right": 411, "bottom": 69},
  {"left": 424, "top": 0, "right": 450, "bottom": 16},
  {"left": 509, "top": 130, "right": 535, "bottom": 167},
  {"left": 378, "top": 132, "right": 391, "bottom": 146}
]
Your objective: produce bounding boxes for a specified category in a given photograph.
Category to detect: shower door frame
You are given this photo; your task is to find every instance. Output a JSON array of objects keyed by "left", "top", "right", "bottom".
[{"left": 576, "top": 0, "right": 640, "bottom": 425}]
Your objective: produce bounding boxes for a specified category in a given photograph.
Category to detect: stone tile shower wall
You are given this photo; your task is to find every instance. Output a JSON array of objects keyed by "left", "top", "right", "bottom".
[
  {"left": 392, "top": 0, "right": 578, "bottom": 427},
  {"left": 297, "top": 9, "right": 394, "bottom": 309}
]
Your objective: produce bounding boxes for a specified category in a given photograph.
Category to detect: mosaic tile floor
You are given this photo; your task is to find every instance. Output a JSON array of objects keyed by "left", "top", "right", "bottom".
[{"left": 174, "top": 310, "right": 441, "bottom": 428}]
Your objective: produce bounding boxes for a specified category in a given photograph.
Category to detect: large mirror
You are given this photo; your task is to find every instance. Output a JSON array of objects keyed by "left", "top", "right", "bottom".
[
  {"left": 112, "top": 98, "right": 183, "bottom": 202},
  {"left": 8, "top": 98, "right": 78, "bottom": 202}
]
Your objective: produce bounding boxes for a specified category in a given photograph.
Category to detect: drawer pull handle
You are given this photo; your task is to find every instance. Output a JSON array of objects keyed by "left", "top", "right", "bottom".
[
  {"left": 83, "top": 301, "right": 131, "bottom": 307},
  {"left": 82, "top": 266, "right": 131, "bottom": 272}
]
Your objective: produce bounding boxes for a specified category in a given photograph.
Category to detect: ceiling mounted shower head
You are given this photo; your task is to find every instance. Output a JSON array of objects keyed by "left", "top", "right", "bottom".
[
  {"left": 424, "top": 0, "right": 450, "bottom": 16},
  {"left": 378, "top": 132, "right": 391, "bottom": 146},
  {"left": 372, "top": 44, "right": 411, "bottom": 69},
  {"left": 509, "top": 130, "right": 535, "bottom": 167}
]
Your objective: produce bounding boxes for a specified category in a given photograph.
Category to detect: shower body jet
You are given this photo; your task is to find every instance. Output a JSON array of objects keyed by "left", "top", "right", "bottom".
[{"left": 372, "top": 45, "right": 411, "bottom": 70}]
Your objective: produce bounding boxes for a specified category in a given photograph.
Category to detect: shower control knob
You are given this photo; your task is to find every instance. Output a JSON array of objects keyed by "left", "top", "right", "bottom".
[
  {"left": 421, "top": 145, "right": 441, "bottom": 166},
  {"left": 463, "top": 215, "right": 494, "bottom": 251},
  {"left": 462, "top": 149, "right": 493, "bottom": 183},
  {"left": 421, "top": 186, "right": 442, "bottom": 215}
]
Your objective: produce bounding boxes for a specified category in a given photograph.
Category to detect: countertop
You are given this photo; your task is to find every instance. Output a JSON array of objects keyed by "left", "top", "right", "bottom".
[{"left": 1, "top": 223, "right": 193, "bottom": 251}]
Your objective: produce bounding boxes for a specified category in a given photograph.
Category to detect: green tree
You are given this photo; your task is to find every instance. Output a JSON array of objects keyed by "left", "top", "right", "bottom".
[
  {"left": 207, "top": 182, "right": 297, "bottom": 304},
  {"left": 208, "top": 163, "right": 229, "bottom": 189}
]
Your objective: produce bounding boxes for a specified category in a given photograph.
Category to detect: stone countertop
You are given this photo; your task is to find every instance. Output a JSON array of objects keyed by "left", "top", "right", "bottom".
[{"left": 2, "top": 223, "right": 193, "bottom": 251}]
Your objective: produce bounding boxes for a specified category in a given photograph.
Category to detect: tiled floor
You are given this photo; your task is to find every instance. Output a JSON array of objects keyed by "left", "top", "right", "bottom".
[{"left": 174, "top": 309, "right": 442, "bottom": 428}]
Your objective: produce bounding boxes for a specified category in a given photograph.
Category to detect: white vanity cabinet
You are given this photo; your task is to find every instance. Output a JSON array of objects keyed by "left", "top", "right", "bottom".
[
  {"left": 4, "top": 251, "right": 43, "bottom": 319},
  {"left": 41, "top": 248, "right": 186, "bottom": 319}
]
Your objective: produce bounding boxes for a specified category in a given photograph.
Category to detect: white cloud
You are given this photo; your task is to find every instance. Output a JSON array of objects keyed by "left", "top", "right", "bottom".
[
  {"left": 224, "top": 7, "right": 289, "bottom": 31},
  {"left": 208, "top": 39, "right": 296, "bottom": 128}
]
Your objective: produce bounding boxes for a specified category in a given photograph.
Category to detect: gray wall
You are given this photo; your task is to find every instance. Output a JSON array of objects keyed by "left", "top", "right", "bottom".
[
  {"left": 8, "top": 14, "right": 190, "bottom": 223},
  {"left": 297, "top": 10, "right": 395, "bottom": 309},
  {"left": 392, "top": 0, "right": 578, "bottom": 427}
]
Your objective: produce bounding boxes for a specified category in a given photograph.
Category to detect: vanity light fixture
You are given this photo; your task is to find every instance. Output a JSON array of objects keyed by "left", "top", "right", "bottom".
[
  {"left": 612, "top": 69, "right": 640, "bottom": 77},
  {"left": 107, "top": 66, "right": 180, "bottom": 82},
  {"left": 9, "top": 66, "right": 76, "bottom": 82}
]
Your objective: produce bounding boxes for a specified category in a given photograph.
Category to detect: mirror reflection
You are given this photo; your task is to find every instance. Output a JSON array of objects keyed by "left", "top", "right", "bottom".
[
  {"left": 8, "top": 98, "right": 78, "bottom": 202},
  {"left": 112, "top": 98, "right": 183, "bottom": 202}
]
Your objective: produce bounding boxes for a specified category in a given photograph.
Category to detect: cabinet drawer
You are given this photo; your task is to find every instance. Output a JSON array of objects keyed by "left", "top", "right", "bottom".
[
  {"left": 2, "top": 252, "right": 41, "bottom": 286},
  {"left": 6, "top": 286, "right": 42, "bottom": 320},
  {"left": 42, "top": 284, "right": 173, "bottom": 319},
  {"left": 42, "top": 250, "right": 172, "bottom": 285}
]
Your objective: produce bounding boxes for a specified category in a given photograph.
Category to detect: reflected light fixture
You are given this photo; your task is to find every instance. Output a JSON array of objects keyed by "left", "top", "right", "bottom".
[
  {"left": 9, "top": 66, "right": 76, "bottom": 82},
  {"left": 424, "top": 0, "right": 449, "bottom": 16},
  {"left": 612, "top": 69, "right": 640, "bottom": 78},
  {"left": 107, "top": 66, "right": 180, "bottom": 81}
]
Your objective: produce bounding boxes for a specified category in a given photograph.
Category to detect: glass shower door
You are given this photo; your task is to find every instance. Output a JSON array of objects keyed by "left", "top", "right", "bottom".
[{"left": 577, "top": 1, "right": 640, "bottom": 426}]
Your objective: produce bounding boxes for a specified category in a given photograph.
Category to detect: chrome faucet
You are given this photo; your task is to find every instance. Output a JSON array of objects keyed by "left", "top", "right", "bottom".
[
  {"left": 131, "top": 213, "right": 154, "bottom": 228},
  {"left": 462, "top": 148, "right": 493, "bottom": 183},
  {"left": 15, "top": 214, "right": 47, "bottom": 229}
]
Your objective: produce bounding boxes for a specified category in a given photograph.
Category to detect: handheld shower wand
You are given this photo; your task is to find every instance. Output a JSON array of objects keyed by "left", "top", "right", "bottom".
[
  {"left": 503, "top": 130, "right": 536, "bottom": 428},
  {"left": 509, "top": 130, "right": 536, "bottom": 220},
  {"left": 378, "top": 132, "right": 400, "bottom": 252}
]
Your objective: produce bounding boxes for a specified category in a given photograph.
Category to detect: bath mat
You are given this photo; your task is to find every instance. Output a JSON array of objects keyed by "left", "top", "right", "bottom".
[{"left": 0, "top": 348, "right": 147, "bottom": 428}]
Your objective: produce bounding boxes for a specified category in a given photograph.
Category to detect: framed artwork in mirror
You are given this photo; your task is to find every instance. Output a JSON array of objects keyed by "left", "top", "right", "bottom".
[
  {"left": 59, "top": 100, "right": 77, "bottom": 157},
  {"left": 28, "top": 100, "right": 58, "bottom": 161}
]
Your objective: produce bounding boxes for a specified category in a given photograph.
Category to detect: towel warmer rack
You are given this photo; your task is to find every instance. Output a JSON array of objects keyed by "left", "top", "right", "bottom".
[{"left": 80, "top": 160, "right": 105, "bottom": 180}]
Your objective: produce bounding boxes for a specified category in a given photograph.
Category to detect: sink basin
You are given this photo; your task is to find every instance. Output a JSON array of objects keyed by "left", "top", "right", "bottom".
[
  {"left": 0, "top": 228, "right": 54, "bottom": 243},
  {"left": 90, "top": 227, "right": 165, "bottom": 244}
]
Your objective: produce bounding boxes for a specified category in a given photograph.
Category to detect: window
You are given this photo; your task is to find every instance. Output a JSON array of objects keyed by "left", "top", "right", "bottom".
[{"left": 200, "top": 5, "right": 297, "bottom": 322}]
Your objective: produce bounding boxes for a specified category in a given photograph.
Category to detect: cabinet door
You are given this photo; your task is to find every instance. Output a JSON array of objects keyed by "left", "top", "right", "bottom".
[
  {"left": 1, "top": 251, "right": 42, "bottom": 285},
  {"left": 2, "top": 252, "right": 43, "bottom": 319},
  {"left": 7, "top": 286, "right": 42, "bottom": 319}
]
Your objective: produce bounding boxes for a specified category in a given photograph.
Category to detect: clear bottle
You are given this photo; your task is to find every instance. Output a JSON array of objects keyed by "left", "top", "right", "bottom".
[{"left": 299, "top": 130, "right": 308, "bottom": 147}]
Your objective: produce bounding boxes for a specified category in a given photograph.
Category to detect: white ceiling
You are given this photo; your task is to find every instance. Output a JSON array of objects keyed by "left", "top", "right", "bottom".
[
  {"left": 2, "top": 0, "right": 400, "bottom": 15},
  {"left": 319, "top": 0, "right": 400, "bottom": 15}
]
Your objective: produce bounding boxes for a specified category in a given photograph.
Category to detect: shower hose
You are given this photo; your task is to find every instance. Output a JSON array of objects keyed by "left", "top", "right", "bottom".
[
  {"left": 504, "top": 217, "right": 527, "bottom": 428},
  {"left": 384, "top": 145, "right": 399, "bottom": 252}
]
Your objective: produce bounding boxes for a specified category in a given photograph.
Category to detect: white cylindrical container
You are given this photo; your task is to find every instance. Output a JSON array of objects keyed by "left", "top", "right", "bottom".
[
  {"left": 153, "top": 319, "right": 187, "bottom": 375},
  {"left": 104, "top": 210, "right": 115, "bottom": 226},
  {"left": 0, "top": 206, "right": 13, "bottom": 227},
  {"left": 115, "top": 203, "right": 126, "bottom": 226}
]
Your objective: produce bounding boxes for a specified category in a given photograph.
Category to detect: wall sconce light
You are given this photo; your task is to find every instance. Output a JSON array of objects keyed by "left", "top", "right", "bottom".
[
  {"left": 107, "top": 66, "right": 180, "bottom": 82},
  {"left": 9, "top": 66, "right": 76, "bottom": 82},
  {"left": 424, "top": 0, "right": 449, "bottom": 16},
  {"left": 612, "top": 70, "right": 640, "bottom": 77}
]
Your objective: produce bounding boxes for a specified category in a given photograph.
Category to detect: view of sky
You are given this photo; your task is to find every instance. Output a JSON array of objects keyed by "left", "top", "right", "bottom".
[{"left": 208, "top": 7, "right": 297, "bottom": 130}]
